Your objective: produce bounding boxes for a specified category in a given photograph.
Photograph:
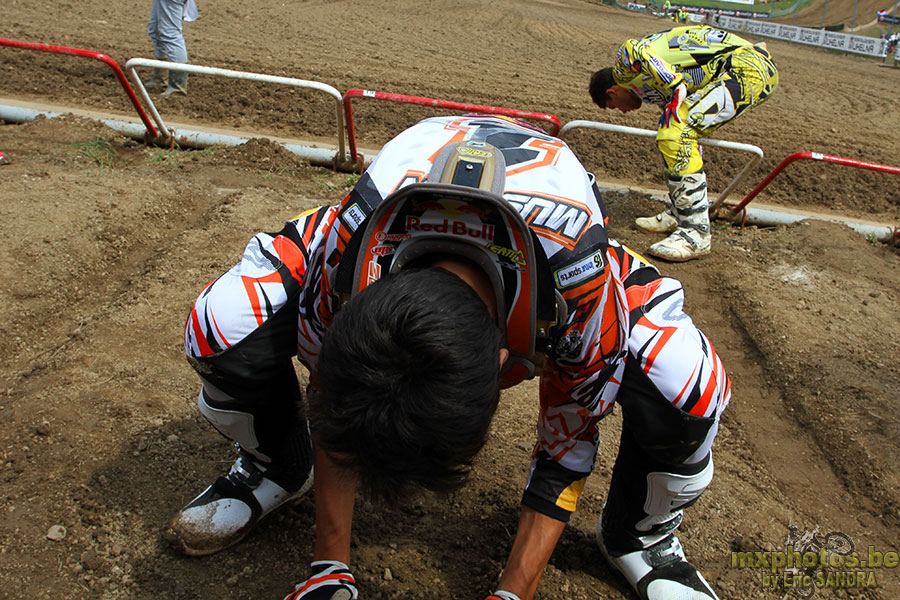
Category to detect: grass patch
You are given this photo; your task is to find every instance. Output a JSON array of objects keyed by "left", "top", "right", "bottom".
[
  {"left": 68, "top": 139, "right": 117, "bottom": 172},
  {"left": 315, "top": 172, "right": 361, "bottom": 194}
]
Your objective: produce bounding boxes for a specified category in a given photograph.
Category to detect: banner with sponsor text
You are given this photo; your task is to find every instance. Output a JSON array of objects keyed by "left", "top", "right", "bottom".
[{"left": 707, "top": 13, "right": 895, "bottom": 58}]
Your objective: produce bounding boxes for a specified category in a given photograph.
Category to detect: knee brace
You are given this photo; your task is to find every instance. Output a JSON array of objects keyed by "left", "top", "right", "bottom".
[
  {"left": 640, "top": 455, "right": 714, "bottom": 528},
  {"left": 198, "top": 381, "right": 267, "bottom": 461},
  {"left": 602, "top": 427, "right": 714, "bottom": 551},
  {"left": 195, "top": 372, "right": 313, "bottom": 492}
]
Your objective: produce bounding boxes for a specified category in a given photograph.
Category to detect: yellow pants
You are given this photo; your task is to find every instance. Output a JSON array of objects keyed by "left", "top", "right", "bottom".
[{"left": 657, "top": 46, "right": 779, "bottom": 176}]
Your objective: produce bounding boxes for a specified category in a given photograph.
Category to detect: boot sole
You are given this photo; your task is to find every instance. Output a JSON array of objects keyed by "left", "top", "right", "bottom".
[
  {"left": 635, "top": 224, "right": 678, "bottom": 234},
  {"left": 648, "top": 249, "right": 711, "bottom": 262}
]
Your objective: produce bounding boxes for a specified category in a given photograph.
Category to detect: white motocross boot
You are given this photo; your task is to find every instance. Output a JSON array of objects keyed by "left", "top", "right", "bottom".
[
  {"left": 598, "top": 516, "right": 720, "bottom": 600},
  {"left": 635, "top": 208, "right": 678, "bottom": 234},
  {"left": 167, "top": 384, "right": 314, "bottom": 555},
  {"left": 598, "top": 450, "right": 719, "bottom": 600},
  {"left": 168, "top": 451, "right": 313, "bottom": 556},
  {"left": 648, "top": 171, "right": 711, "bottom": 262}
]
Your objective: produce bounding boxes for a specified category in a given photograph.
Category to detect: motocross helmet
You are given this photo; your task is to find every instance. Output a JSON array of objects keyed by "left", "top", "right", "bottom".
[{"left": 332, "top": 140, "right": 565, "bottom": 382}]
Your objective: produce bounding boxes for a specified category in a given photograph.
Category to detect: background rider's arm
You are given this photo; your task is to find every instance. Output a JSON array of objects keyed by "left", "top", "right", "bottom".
[
  {"left": 497, "top": 506, "right": 566, "bottom": 600},
  {"left": 312, "top": 445, "right": 358, "bottom": 564}
]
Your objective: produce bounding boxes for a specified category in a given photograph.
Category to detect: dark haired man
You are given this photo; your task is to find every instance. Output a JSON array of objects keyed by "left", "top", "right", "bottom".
[
  {"left": 171, "top": 114, "right": 731, "bottom": 600},
  {"left": 590, "top": 25, "right": 778, "bottom": 261}
]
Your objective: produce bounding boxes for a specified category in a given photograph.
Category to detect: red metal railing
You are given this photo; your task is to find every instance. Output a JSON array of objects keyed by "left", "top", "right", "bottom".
[
  {"left": 1, "top": 38, "right": 157, "bottom": 138},
  {"left": 342, "top": 88, "right": 562, "bottom": 164},
  {"left": 733, "top": 151, "right": 900, "bottom": 213}
]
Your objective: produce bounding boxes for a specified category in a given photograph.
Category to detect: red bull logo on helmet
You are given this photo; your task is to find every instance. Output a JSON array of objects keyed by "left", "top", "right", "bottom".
[{"left": 405, "top": 216, "right": 495, "bottom": 241}]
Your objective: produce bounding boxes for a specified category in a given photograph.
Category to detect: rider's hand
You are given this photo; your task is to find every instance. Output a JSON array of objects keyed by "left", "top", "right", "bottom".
[
  {"left": 660, "top": 82, "right": 688, "bottom": 128},
  {"left": 284, "top": 561, "right": 359, "bottom": 600},
  {"left": 486, "top": 592, "right": 522, "bottom": 600}
]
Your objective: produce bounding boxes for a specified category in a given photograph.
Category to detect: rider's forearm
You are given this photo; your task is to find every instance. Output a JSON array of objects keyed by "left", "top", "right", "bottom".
[
  {"left": 497, "top": 505, "right": 567, "bottom": 600},
  {"left": 312, "top": 446, "right": 358, "bottom": 563}
]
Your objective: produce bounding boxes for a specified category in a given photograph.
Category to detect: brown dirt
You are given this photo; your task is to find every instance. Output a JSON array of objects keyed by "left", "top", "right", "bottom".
[
  {"left": 780, "top": 0, "right": 894, "bottom": 30},
  {"left": 1, "top": 1, "right": 899, "bottom": 599}
]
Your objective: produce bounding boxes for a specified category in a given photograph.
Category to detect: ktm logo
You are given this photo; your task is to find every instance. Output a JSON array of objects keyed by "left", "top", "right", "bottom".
[{"left": 505, "top": 192, "right": 590, "bottom": 250}]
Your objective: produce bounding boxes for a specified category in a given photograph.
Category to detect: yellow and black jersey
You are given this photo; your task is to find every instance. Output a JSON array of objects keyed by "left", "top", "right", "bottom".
[{"left": 613, "top": 25, "right": 761, "bottom": 105}]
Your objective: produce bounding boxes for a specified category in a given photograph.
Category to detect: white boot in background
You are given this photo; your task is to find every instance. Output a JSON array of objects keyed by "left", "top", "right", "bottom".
[
  {"left": 635, "top": 208, "right": 678, "bottom": 234},
  {"left": 648, "top": 171, "right": 711, "bottom": 262}
]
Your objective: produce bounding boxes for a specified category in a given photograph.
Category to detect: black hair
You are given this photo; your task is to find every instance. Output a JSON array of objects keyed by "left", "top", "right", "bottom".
[
  {"left": 589, "top": 67, "right": 616, "bottom": 108},
  {"left": 312, "top": 266, "right": 503, "bottom": 502}
]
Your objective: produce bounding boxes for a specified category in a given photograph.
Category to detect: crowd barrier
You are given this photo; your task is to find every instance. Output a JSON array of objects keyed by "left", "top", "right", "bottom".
[
  {"left": 2, "top": 36, "right": 898, "bottom": 242},
  {"left": 707, "top": 13, "right": 899, "bottom": 59}
]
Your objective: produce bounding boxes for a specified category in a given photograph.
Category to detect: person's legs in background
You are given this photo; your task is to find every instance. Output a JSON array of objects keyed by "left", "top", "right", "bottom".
[{"left": 152, "top": 0, "right": 189, "bottom": 96}]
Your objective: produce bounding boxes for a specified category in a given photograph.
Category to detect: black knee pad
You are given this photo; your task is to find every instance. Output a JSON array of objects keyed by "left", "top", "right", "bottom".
[{"left": 617, "top": 355, "right": 716, "bottom": 464}]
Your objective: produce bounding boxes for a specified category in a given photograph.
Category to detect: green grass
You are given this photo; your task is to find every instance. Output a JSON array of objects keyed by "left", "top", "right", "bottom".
[
  {"left": 68, "top": 139, "right": 117, "bottom": 172},
  {"left": 315, "top": 172, "right": 360, "bottom": 195}
]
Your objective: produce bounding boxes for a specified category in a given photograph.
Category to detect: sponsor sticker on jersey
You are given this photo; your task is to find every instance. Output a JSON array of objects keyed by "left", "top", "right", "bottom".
[
  {"left": 341, "top": 203, "right": 367, "bottom": 232},
  {"left": 648, "top": 55, "right": 676, "bottom": 84},
  {"left": 554, "top": 250, "right": 605, "bottom": 289}
]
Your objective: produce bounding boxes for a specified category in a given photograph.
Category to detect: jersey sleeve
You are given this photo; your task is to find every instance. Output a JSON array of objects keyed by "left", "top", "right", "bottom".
[
  {"left": 521, "top": 245, "right": 715, "bottom": 522},
  {"left": 521, "top": 248, "right": 635, "bottom": 522},
  {"left": 184, "top": 205, "right": 338, "bottom": 367}
]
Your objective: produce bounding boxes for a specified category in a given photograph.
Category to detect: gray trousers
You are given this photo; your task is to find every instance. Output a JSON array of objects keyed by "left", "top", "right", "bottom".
[{"left": 148, "top": 0, "right": 188, "bottom": 63}]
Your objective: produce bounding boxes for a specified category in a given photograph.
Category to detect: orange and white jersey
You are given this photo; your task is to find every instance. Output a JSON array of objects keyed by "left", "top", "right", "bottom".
[
  {"left": 185, "top": 114, "right": 605, "bottom": 371},
  {"left": 184, "top": 115, "right": 730, "bottom": 521},
  {"left": 528, "top": 243, "right": 730, "bottom": 519}
]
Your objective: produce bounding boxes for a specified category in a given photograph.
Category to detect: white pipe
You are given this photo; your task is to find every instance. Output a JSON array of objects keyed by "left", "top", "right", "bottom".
[
  {"left": 0, "top": 103, "right": 378, "bottom": 169},
  {"left": 124, "top": 58, "right": 348, "bottom": 163},
  {"left": 560, "top": 120, "right": 764, "bottom": 209},
  {"left": 3, "top": 102, "right": 893, "bottom": 243},
  {"left": 723, "top": 202, "right": 897, "bottom": 242}
]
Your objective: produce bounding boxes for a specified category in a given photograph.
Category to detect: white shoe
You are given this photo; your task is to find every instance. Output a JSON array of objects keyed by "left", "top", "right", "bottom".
[
  {"left": 635, "top": 209, "right": 678, "bottom": 234},
  {"left": 648, "top": 229, "right": 710, "bottom": 262},
  {"left": 598, "top": 524, "right": 720, "bottom": 600},
  {"left": 167, "top": 456, "right": 313, "bottom": 556}
]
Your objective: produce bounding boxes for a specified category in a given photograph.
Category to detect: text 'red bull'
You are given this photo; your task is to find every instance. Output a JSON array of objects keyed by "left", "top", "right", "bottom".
[{"left": 406, "top": 216, "right": 495, "bottom": 241}]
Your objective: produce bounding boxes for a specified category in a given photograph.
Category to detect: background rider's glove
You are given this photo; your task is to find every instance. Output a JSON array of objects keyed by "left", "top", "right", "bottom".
[
  {"left": 284, "top": 560, "right": 359, "bottom": 600},
  {"left": 660, "top": 82, "right": 688, "bottom": 128},
  {"left": 486, "top": 592, "right": 522, "bottom": 600}
]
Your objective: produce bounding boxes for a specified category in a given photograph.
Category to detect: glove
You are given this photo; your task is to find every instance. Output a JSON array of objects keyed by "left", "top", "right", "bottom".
[
  {"left": 486, "top": 592, "right": 522, "bottom": 600},
  {"left": 660, "top": 82, "right": 688, "bottom": 128},
  {"left": 284, "top": 561, "right": 359, "bottom": 600}
]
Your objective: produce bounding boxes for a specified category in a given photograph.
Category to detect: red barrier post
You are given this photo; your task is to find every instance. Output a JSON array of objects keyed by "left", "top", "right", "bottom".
[
  {"left": 1, "top": 38, "right": 158, "bottom": 138},
  {"left": 734, "top": 151, "right": 900, "bottom": 213},
  {"left": 342, "top": 89, "right": 562, "bottom": 164}
]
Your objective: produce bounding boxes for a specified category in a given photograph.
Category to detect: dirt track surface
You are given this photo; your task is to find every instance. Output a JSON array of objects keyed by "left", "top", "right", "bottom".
[
  {"left": 2, "top": 1, "right": 900, "bottom": 599},
  {"left": 782, "top": 0, "right": 892, "bottom": 30}
]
